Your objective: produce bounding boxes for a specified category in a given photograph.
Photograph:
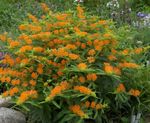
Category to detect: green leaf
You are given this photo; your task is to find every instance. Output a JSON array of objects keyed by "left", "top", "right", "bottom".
[
  {"left": 21, "top": 104, "right": 30, "bottom": 112},
  {"left": 52, "top": 101, "right": 61, "bottom": 109}
]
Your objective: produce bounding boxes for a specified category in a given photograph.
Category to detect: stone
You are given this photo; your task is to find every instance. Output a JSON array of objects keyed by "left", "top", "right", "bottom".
[
  {"left": 0, "top": 107, "right": 26, "bottom": 123},
  {"left": 0, "top": 96, "right": 11, "bottom": 107}
]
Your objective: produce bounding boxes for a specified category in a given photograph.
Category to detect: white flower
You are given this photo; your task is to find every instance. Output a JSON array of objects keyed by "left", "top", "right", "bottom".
[
  {"left": 74, "top": 0, "right": 84, "bottom": 2},
  {"left": 106, "top": 0, "right": 119, "bottom": 9}
]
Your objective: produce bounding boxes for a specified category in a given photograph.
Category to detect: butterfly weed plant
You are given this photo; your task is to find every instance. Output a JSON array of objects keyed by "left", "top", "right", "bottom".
[{"left": 0, "top": 3, "right": 150, "bottom": 123}]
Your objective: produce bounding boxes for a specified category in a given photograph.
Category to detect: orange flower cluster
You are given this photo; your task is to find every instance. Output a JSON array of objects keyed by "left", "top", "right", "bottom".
[
  {"left": 129, "top": 89, "right": 141, "bottom": 97},
  {"left": 33, "top": 47, "right": 44, "bottom": 52},
  {"left": 37, "top": 64, "right": 44, "bottom": 74},
  {"left": 104, "top": 63, "right": 113, "bottom": 74},
  {"left": 88, "top": 49, "right": 96, "bottom": 56},
  {"left": 65, "top": 44, "right": 77, "bottom": 50},
  {"left": 0, "top": 76, "right": 11, "bottom": 83},
  {"left": 104, "top": 63, "right": 121, "bottom": 75},
  {"left": 85, "top": 101, "right": 106, "bottom": 110},
  {"left": 18, "top": 34, "right": 32, "bottom": 44},
  {"left": 77, "top": 5, "right": 85, "bottom": 19},
  {"left": 74, "top": 86, "right": 95, "bottom": 96},
  {"left": 46, "top": 81, "right": 69, "bottom": 101},
  {"left": 77, "top": 63, "right": 87, "bottom": 70},
  {"left": 19, "top": 24, "right": 42, "bottom": 32},
  {"left": 0, "top": 68, "right": 22, "bottom": 77},
  {"left": 79, "top": 76, "right": 86, "bottom": 83},
  {"left": 68, "top": 53, "right": 79, "bottom": 60},
  {"left": 108, "top": 55, "right": 117, "bottom": 61},
  {"left": 19, "top": 45, "right": 33, "bottom": 53},
  {"left": 51, "top": 48, "right": 69, "bottom": 57},
  {"left": 3, "top": 87, "right": 19, "bottom": 97},
  {"left": 9, "top": 41, "right": 20, "bottom": 48},
  {"left": 17, "top": 90, "right": 38, "bottom": 104},
  {"left": 2, "top": 54, "right": 15, "bottom": 67},
  {"left": 119, "top": 62, "right": 139, "bottom": 68},
  {"left": 134, "top": 48, "right": 143, "bottom": 54},
  {"left": 31, "top": 72, "right": 38, "bottom": 79},
  {"left": 11, "top": 79, "right": 20, "bottom": 85},
  {"left": 69, "top": 105, "right": 88, "bottom": 118},
  {"left": 28, "top": 13, "right": 38, "bottom": 23},
  {"left": 87, "top": 73, "right": 97, "bottom": 81},
  {"left": 116, "top": 83, "right": 125, "bottom": 93},
  {"left": 29, "top": 80, "right": 36, "bottom": 86},
  {"left": 0, "top": 33, "right": 7, "bottom": 42},
  {"left": 87, "top": 57, "right": 95, "bottom": 63}
]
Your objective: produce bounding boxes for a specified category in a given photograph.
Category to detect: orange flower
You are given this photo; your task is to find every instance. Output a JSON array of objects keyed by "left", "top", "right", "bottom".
[
  {"left": 69, "top": 105, "right": 88, "bottom": 118},
  {"left": 22, "top": 82, "right": 28, "bottom": 87},
  {"left": 88, "top": 49, "right": 96, "bottom": 56},
  {"left": 95, "top": 104, "right": 103, "bottom": 110},
  {"left": 79, "top": 76, "right": 86, "bottom": 83},
  {"left": 65, "top": 44, "right": 77, "bottom": 50},
  {"left": 27, "top": 13, "right": 38, "bottom": 23},
  {"left": 29, "top": 80, "right": 36, "bottom": 86},
  {"left": 9, "top": 87, "right": 19, "bottom": 96},
  {"left": 81, "top": 43, "right": 86, "bottom": 49},
  {"left": 113, "top": 67, "right": 121, "bottom": 75},
  {"left": 78, "top": 63, "right": 87, "bottom": 70},
  {"left": 57, "top": 70, "right": 63, "bottom": 76},
  {"left": 116, "top": 83, "right": 125, "bottom": 93},
  {"left": 5, "top": 77, "right": 11, "bottom": 83},
  {"left": 103, "top": 33, "right": 111, "bottom": 38},
  {"left": 20, "top": 45, "right": 33, "bottom": 53},
  {"left": 75, "top": 41, "right": 81, "bottom": 47},
  {"left": 33, "top": 47, "right": 44, "bottom": 52},
  {"left": 129, "top": 89, "right": 141, "bottom": 97},
  {"left": 17, "top": 90, "right": 38, "bottom": 104},
  {"left": 68, "top": 53, "right": 79, "bottom": 60},
  {"left": 11, "top": 79, "right": 20, "bottom": 85},
  {"left": 84, "top": 101, "right": 105, "bottom": 110},
  {"left": 111, "top": 49, "right": 117, "bottom": 54},
  {"left": 87, "top": 40, "right": 92, "bottom": 46},
  {"left": 46, "top": 81, "right": 69, "bottom": 101},
  {"left": 108, "top": 55, "right": 117, "bottom": 61},
  {"left": 18, "top": 24, "right": 27, "bottom": 30},
  {"left": 53, "top": 30, "right": 59, "bottom": 35},
  {"left": 41, "top": 3, "right": 49, "bottom": 12},
  {"left": 28, "top": 25, "right": 42, "bottom": 32},
  {"left": 9, "top": 41, "right": 20, "bottom": 48},
  {"left": 119, "top": 62, "right": 139, "bottom": 68},
  {"left": 15, "top": 57, "right": 21, "bottom": 64},
  {"left": 21, "top": 58, "right": 29, "bottom": 65},
  {"left": 85, "top": 101, "right": 90, "bottom": 108},
  {"left": 37, "top": 67, "right": 43, "bottom": 74},
  {"left": 77, "top": 5, "right": 85, "bottom": 19},
  {"left": 98, "top": 20, "right": 106, "bottom": 25},
  {"left": 74, "top": 86, "right": 94, "bottom": 96},
  {"left": 87, "top": 57, "right": 95, "bottom": 63},
  {"left": 91, "top": 101, "right": 96, "bottom": 109},
  {"left": 87, "top": 73, "right": 97, "bottom": 81},
  {"left": 122, "top": 49, "right": 129, "bottom": 55},
  {"left": 2, "top": 91, "right": 9, "bottom": 97},
  {"left": 0, "top": 34, "right": 7, "bottom": 41},
  {"left": 31, "top": 72, "right": 38, "bottom": 79},
  {"left": 134, "top": 48, "right": 143, "bottom": 54},
  {"left": 104, "top": 63, "right": 113, "bottom": 74}
]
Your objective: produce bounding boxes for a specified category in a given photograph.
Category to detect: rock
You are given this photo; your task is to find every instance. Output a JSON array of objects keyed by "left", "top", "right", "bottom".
[
  {"left": 0, "top": 96, "right": 12, "bottom": 107},
  {"left": 0, "top": 107, "right": 26, "bottom": 123}
]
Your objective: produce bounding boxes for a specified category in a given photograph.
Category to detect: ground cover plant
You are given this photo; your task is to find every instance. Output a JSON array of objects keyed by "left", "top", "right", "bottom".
[{"left": 0, "top": 1, "right": 150, "bottom": 123}]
